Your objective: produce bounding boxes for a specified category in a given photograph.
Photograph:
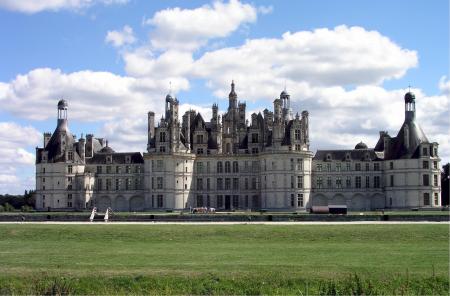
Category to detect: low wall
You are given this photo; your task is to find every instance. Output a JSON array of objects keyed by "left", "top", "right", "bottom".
[{"left": 0, "top": 213, "right": 448, "bottom": 222}]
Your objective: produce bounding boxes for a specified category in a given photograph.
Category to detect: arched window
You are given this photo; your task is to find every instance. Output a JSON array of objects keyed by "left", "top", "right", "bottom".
[
  {"left": 217, "top": 161, "right": 223, "bottom": 173},
  {"left": 225, "top": 161, "right": 231, "bottom": 173},
  {"left": 233, "top": 161, "right": 239, "bottom": 173}
]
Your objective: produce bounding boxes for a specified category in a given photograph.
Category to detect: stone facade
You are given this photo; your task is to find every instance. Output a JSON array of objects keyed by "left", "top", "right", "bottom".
[{"left": 35, "top": 82, "right": 441, "bottom": 211}]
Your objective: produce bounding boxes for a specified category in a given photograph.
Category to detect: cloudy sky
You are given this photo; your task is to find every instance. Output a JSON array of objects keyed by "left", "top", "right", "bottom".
[{"left": 0, "top": 0, "right": 448, "bottom": 194}]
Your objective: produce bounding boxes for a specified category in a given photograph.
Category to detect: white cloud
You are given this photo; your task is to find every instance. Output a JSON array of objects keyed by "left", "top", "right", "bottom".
[
  {"left": 192, "top": 25, "right": 418, "bottom": 99},
  {"left": 0, "top": 0, "right": 128, "bottom": 14},
  {"left": 143, "top": 0, "right": 257, "bottom": 51},
  {"left": 105, "top": 25, "right": 136, "bottom": 47},
  {"left": 0, "top": 122, "right": 41, "bottom": 194},
  {"left": 0, "top": 68, "right": 189, "bottom": 121},
  {"left": 257, "top": 5, "right": 273, "bottom": 15}
]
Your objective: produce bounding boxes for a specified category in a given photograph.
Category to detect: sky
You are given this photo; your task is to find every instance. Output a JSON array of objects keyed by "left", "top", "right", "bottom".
[{"left": 0, "top": 0, "right": 448, "bottom": 194}]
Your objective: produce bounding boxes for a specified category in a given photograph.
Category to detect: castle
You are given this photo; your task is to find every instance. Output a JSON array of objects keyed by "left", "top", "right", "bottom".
[{"left": 35, "top": 82, "right": 441, "bottom": 211}]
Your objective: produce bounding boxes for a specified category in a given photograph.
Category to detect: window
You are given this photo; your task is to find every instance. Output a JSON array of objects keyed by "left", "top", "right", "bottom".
[
  {"left": 206, "top": 178, "right": 210, "bottom": 190},
  {"left": 355, "top": 163, "right": 361, "bottom": 171},
  {"left": 336, "top": 163, "right": 341, "bottom": 172},
  {"left": 290, "top": 159, "right": 294, "bottom": 170},
  {"left": 422, "top": 147, "right": 428, "bottom": 156},
  {"left": 365, "top": 163, "right": 370, "bottom": 171},
  {"left": 196, "top": 195, "right": 203, "bottom": 207},
  {"left": 126, "top": 166, "right": 131, "bottom": 174},
  {"left": 434, "top": 192, "right": 439, "bottom": 205},
  {"left": 327, "top": 177, "right": 332, "bottom": 188},
  {"left": 374, "top": 176, "right": 380, "bottom": 188},
  {"left": 68, "top": 165, "right": 73, "bottom": 174},
  {"left": 389, "top": 162, "right": 394, "bottom": 170},
  {"left": 423, "top": 174, "right": 430, "bottom": 186},
  {"left": 97, "top": 166, "right": 102, "bottom": 174},
  {"left": 251, "top": 177, "right": 257, "bottom": 190},
  {"left": 160, "top": 146, "right": 166, "bottom": 152},
  {"left": 251, "top": 147, "right": 259, "bottom": 154},
  {"left": 116, "top": 166, "right": 121, "bottom": 174},
  {"left": 355, "top": 176, "right": 361, "bottom": 188},
  {"left": 206, "top": 195, "right": 211, "bottom": 207},
  {"left": 68, "top": 151, "right": 73, "bottom": 161},
  {"left": 226, "top": 143, "right": 231, "bottom": 154},
  {"left": 42, "top": 177, "right": 45, "bottom": 183},
  {"left": 215, "top": 195, "right": 223, "bottom": 208},
  {"left": 233, "top": 178, "right": 239, "bottom": 190},
  {"left": 197, "top": 162, "right": 203, "bottom": 173},
  {"left": 106, "top": 179, "right": 111, "bottom": 190},
  {"left": 252, "top": 133, "right": 259, "bottom": 143},
  {"left": 297, "top": 176, "right": 303, "bottom": 189},
  {"left": 196, "top": 134, "right": 204, "bottom": 144},
  {"left": 157, "top": 195, "right": 163, "bottom": 208},
  {"left": 390, "top": 175, "right": 394, "bottom": 187},
  {"left": 156, "top": 160, "right": 164, "bottom": 170},
  {"left": 326, "top": 163, "right": 331, "bottom": 172},
  {"left": 374, "top": 163, "right": 380, "bottom": 171},
  {"left": 115, "top": 179, "right": 120, "bottom": 190},
  {"left": 245, "top": 178, "right": 249, "bottom": 190},
  {"left": 225, "top": 178, "right": 231, "bottom": 190},
  {"left": 433, "top": 175, "right": 438, "bottom": 187},
  {"left": 225, "top": 161, "right": 231, "bottom": 173},
  {"left": 297, "top": 159, "right": 303, "bottom": 171},
  {"left": 423, "top": 161, "right": 429, "bottom": 169},
  {"left": 317, "top": 177, "right": 323, "bottom": 188},
  {"left": 346, "top": 163, "right": 351, "bottom": 171},
  {"left": 197, "top": 178, "right": 203, "bottom": 190},
  {"left": 317, "top": 164, "right": 322, "bottom": 172},
  {"left": 433, "top": 147, "right": 438, "bottom": 157},
  {"left": 297, "top": 194, "right": 304, "bottom": 207},
  {"left": 336, "top": 177, "right": 342, "bottom": 188},
  {"left": 365, "top": 176, "right": 370, "bottom": 188},
  {"left": 346, "top": 177, "right": 351, "bottom": 188},
  {"left": 217, "top": 178, "right": 223, "bottom": 190},
  {"left": 433, "top": 161, "right": 438, "bottom": 169},
  {"left": 233, "top": 161, "right": 239, "bottom": 173},
  {"left": 423, "top": 193, "right": 430, "bottom": 206},
  {"left": 42, "top": 167, "right": 45, "bottom": 173},
  {"left": 290, "top": 194, "right": 295, "bottom": 207},
  {"left": 97, "top": 179, "right": 103, "bottom": 190},
  {"left": 295, "top": 144, "right": 301, "bottom": 151},
  {"left": 125, "top": 178, "right": 131, "bottom": 190},
  {"left": 232, "top": 195, "right": 239, "bottom": 208},
  {"left": 217, "top": 162, "right": 223, "bottom": 173},
  {"left": 160, "top": 132, "right": 166, "bottom": 142},
  {"left": 294, "top": 129, "right": 301, "bottom": 140},
  {"left": 291, "top": 176, "right": 294, "bottom": 189},
  {"left": 197, "top": 148, "right": 204, "bottom": 154},
  {"left": 157, "top": 177, "right": 163, "bottom": 189}
]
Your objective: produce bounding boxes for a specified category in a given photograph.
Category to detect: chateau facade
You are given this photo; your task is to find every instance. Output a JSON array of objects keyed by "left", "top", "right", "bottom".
[{"left": 35, "top": 82, "right": 441, "bottom": 211}]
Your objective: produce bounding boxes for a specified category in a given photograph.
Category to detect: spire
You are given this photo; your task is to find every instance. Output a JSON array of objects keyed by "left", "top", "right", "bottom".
[{"left": 228, "top": 79, "right": 237, "bottom": 109}]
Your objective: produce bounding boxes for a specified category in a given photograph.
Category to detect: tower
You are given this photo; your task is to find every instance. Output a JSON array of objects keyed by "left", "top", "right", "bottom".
[{"left": 228, "top": 80, "right": 237, "bottom": 110}]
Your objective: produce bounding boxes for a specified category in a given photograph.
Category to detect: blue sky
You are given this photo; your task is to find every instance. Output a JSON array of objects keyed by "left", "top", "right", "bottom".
[{"left": 0, "top": 0, "right": 448, "bottom": 194}]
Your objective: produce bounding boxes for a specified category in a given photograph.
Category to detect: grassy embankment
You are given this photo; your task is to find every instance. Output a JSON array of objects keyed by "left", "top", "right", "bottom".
[{"left": 0, "top": 224, "right": 448, "bottom": 294}]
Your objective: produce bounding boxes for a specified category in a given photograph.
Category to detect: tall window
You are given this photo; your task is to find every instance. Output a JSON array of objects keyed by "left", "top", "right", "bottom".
[
  {"left": 232, "top": 161, "right": 239, "bottom": 173},
  {"left": 68, "top": 151, "right": 73, "bottom": 161},
  {"left": 115, "top": 179, "right": 120, "bottom": 190},
  {"left": 316, "top": 164, "right": 322, "bottom": 172},
  {"left": 217, "top": 161, "right": 223, "bottom": 173},
  {"left": 245, "top": 178, "right": 249, "bottom": 190},
  {"left": 327, "top": 177, "right": 332, "bottom": 188},
  {"left": 433, "top": 175, "right": 438, "bottom": 186},
  {"left": 326, "top": 163, "right": 332, "bottom": 172},
  {"left": 374, "top": 176, "right": 380, "bottom": 188},
  {"left": 423, "top": 161, "right": 429, "bottom": 169},
  {"left": 297, "top": 176, "right": 303, "bottom": 189},
  {"left": 294, "top": 129, "right": 301, "bottom": 140},
  {"left": 374, "top": 163, "right": 380, "bottom": 171},
  {"left": 157, "top": 177, "right": 163, "bottom": 189},
  {"left": 346, "top": 163, "right": 351, "bottom": 171},
  {"left": 434, "top": 193, "right": 439, "bottom": 205},
  {"left": 252, "top": 133, "right": 259, "bottom": 143},
  {"left": 336, "top": 177, "right": 342, "bottom": 188},
  {"left": 317, "top": 177, "right": 323, "bottom": 188},
  {"left": 225, "top": 161, "right": 231, "bottom": 173},
  {"left": 336, "top": 163, "right": 341, "bottom": 172},
  {"left": 196, "top": 178, "right": 203, "bottom": 190},
  {"left": 217, "top": 195, "right": 223, "bottom": 208},
  {"left": 297, "top": 194, "right": 304, "bottom": 207},
  {"left": 233, "top": 178, "right": 239, "bottom": 190},
  {"left": 423, "top": 193, "right": 430, "bottom": 206},
  {"left": 68, "top": 165, "right": 73, "bottom": 174},
  {"left": 196, "top": 162, "right": 203, "bottom": 173},
  {"left": 297, "top": 159, "right": 303, "bottom": 171},
  {"left": 225, "top": 178, "right": 231, "bottom": 190},
  {"left": 346, "top": 177, "right": 351, "bottom": 188},
  {"left": 355, "top": 163, "right": 361, "bottom": 171},
  {"left": 157, "top": 195, "right": 163, "bottom": 208},
  {"left": 423, "top": 174, "right": 430, "bottom": 186},
  {"left": 355, "top": 176, "right": 361, "bottom": 188},
  {"left": 160, "top": 132, "right": 166, "bottom": 142},
  {"left": 365, "top": 163, "right": 370, "bottom": 171},
  {"left": 390, "top": 175, "right": 394, "bottom": 187},
  {"left": 196, "top": 195, "right": 203, "bottom": 207},
  {"left": 206, "top": 178, "right": 210, "bottom": 190},
  {"left": 365, "top": 176, "right": 370, "bottom": 188},
  {"left": 389, "top": 162, "right": 394, "bottom": 170},
  {"left": 196, "top": 134, "right": 204, "bottom": 144},
  {"left": 217, "top": 178, "right": 223, "bottom": 190},
  {"left": 291, "top": 176, "right": 294, "bottom": 189},
  {"left": 290, "top": 194, "right": 295, "bottom": 207},
  {"left": 232, "top": 195, "right": 239, "bottom": 208}
]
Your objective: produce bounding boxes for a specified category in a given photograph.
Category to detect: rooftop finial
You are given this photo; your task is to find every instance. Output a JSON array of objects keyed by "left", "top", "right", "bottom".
[
  {"left": 106, "top": 139, "right": 108, "bottom": 147},
  {"left": 231, "top": 79, "right": 235, "bottom": 92}
]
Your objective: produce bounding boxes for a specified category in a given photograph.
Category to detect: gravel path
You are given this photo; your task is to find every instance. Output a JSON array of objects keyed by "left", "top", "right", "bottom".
[{"left": 0, "top": 221, "right": 447, "bottom": 225}]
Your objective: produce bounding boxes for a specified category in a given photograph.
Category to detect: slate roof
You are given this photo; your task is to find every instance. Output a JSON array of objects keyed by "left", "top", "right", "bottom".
[
  {"left": 86, "top": 152, "right": 144, "bottom": 164},
  {"left": 313, "top": 149, "right": 380, "bottom": 161}
]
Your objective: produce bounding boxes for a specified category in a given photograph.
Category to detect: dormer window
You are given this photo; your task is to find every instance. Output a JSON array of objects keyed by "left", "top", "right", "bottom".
[
  {"left": 252, "top": 133, "right": 259, "bottom": 143},
  {"left": 68, "top": 151, "right": 73, "bottom": 161},
  {"left": 326, "top": 154, "right": 332, "bottom": 161},
  {"left": 125, "top": 156, "right": 131, "bottom": 164},
  {"left": 106, "top": 156, "right": 112, "bottom": 163},
  {"left": 422, "top": 147, "right": 428, "bottom": 156},
  {"left": 346, "top": 153, "right": 350, "bottom": 161},
  {"left": 294, "top": 129, "right": 301, "bottom": 141}
]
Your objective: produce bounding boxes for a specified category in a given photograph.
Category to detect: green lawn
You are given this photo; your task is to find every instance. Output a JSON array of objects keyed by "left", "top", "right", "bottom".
[{"left": 0, "top": 224, "right": 448, "bottom": 294}]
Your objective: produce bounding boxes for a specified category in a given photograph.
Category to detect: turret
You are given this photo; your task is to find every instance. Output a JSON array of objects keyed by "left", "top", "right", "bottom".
[
  {"left": 404, "top": 91, "right": 416, "bottom": 122},
  {"left": 147, "top": 111, "right": 155, "bottom": 151},
  {"left": 228, "top": 80, "right": 237, "bottom": 110},
  {"left": 57, "top": 99, "right": 68, "bottom": 125}
]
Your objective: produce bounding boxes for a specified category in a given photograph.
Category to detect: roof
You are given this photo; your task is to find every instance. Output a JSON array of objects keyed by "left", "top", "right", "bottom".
[
  {"left": 313, "top": 149, "right": 380, "bottom": 161},
  {"left": 384, "top": 120, "right": 429, "bottom": 160},
  {"left": 86, "top": 152, "right": 144, "bottom": 164}
]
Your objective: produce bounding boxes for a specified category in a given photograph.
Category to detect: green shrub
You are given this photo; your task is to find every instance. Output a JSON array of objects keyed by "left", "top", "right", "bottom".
[{"left": 3, "top": 202, "right": 15, "bottom": 212}]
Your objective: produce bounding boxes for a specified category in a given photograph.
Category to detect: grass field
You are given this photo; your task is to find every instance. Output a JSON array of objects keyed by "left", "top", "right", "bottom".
[{"left": 0, "top": 224, "right": 448, "bottom": 295}]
